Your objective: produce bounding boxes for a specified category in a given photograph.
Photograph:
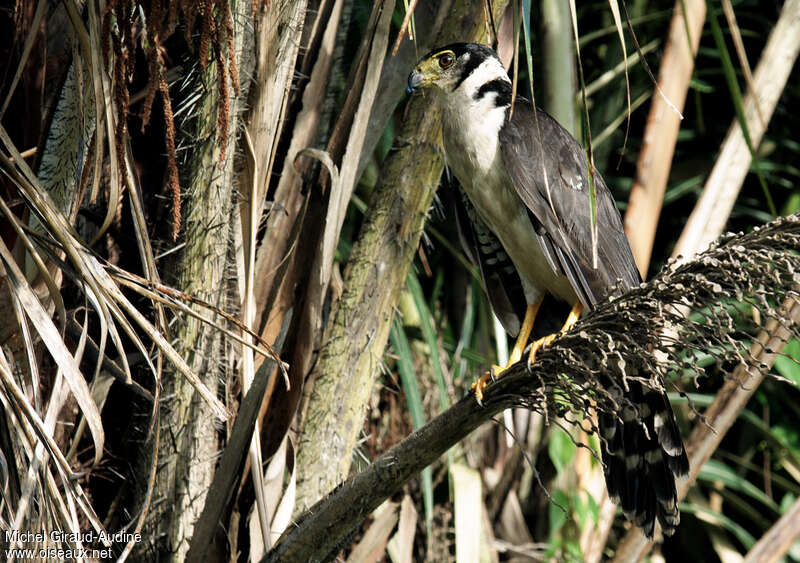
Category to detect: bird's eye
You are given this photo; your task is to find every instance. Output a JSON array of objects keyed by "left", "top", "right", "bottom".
[{"left": 438, "top": 53, "right": 454, "bottom": 68}]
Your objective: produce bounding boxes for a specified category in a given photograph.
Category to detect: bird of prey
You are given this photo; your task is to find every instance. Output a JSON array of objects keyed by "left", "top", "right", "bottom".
[{"left": 408, "top": 43, "right": 689, "bottom": 538}]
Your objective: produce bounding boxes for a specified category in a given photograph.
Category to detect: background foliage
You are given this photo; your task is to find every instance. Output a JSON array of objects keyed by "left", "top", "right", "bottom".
[{"left": 0, "top": 0, "right": 799, "bottom": 561}]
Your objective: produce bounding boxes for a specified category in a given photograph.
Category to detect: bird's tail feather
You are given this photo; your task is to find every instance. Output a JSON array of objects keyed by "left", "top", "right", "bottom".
[{"left": 599, "top": 379, "right": 689, "bottom": 537}]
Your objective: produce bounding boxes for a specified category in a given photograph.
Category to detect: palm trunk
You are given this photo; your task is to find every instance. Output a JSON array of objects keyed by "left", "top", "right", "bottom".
[{"left": 138, "top": 2, "right": 255, "bottom": 559}]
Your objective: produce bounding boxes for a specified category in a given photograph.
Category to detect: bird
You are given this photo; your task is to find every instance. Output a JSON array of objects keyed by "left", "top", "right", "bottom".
[{"left": 408, "top": 42, "right": 689, "bottom": 538}]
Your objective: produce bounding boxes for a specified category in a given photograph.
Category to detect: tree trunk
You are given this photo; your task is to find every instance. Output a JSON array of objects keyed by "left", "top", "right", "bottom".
[{"left": 138, "top": 2, "right": 255, "bottom": 559}]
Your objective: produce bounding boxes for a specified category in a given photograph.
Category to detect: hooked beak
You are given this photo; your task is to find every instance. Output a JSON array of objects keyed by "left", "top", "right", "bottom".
[{"left": 407, "top": 70, "right": 424, "bottom": 93}]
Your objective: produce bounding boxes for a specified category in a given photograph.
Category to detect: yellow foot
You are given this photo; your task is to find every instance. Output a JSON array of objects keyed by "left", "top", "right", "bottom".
[
  {"left": 527, "top": 333, "right": 558, "bottom": 366},
  {"left": 471, "top": 299, "right": 542, "bottom": 405},
  {"left": 470, "top": 364, "right": 507, "bottom": 404},
  {"left": 526, "top": 301, "right": 583, "bottom": 366},
  {"left": 470, "top": 371, "right": 491, "bottom": 405},
  {"left": 470, "top": 300, "right": 584, "bottom": 404}
]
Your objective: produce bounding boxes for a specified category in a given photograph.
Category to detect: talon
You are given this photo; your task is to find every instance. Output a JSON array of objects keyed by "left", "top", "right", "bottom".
[
  {"left": 527, "top": 333, "right": 558, "bottom": 365},
  {"left": 470, "top": 371, "right": 494, "bottom": 404},
  {"left": 526, "top": 347, "right": 535, "bottom": 369}
]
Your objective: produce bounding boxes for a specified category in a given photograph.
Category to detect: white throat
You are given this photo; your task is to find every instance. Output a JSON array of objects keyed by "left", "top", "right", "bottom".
[{"left": 438, "top": 56, "right": 510, "bottom": 181}]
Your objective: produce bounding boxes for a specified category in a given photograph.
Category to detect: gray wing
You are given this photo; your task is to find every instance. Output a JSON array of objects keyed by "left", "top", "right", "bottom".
[
  {"left": 499, "top": 100, "right": 641, "bottom": 309},
  {"left": 451, "top": 178, "right": 527, "bottom": 337}
]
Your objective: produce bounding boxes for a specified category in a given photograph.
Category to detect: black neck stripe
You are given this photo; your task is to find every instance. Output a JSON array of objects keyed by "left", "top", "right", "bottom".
[
  {"left": 474, "top": 79, "right": 512, "bottom": 107},
  {"left": 453, "top": 53, "right": 486, "bottom": 91}
]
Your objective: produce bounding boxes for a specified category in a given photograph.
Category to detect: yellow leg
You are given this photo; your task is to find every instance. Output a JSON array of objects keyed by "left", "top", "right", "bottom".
[
  {"left": 527, "top": 301, "right": 583, "bottom": 365},
  {"left": 471, "top": 298, "right": 543, "bottom": 403}
]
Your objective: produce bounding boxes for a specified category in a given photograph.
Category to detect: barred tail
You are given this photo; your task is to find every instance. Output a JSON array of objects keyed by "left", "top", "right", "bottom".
[{"left": 599, "top": 380, "right": 689, "bottom": 537}]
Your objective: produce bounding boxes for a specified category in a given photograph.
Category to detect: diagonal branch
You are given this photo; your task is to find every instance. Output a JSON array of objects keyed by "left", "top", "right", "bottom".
[
  {"left": 743, "top": 493, "right": 800, "bottom": 562},
  {"left": 264, "top": 367, "right": 519, "bottom": 562},
  {"left": 267, "top": 214, "right": 800, "bottom": 563}
]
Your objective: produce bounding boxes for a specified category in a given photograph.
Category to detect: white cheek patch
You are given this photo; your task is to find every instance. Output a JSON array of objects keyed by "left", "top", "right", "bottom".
[{"left": 457, "top": 57, "right": 508, "bottom": 98}]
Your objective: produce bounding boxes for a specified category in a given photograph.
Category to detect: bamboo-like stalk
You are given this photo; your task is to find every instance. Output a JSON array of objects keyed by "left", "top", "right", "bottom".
[
  {"left": 743, "top": 494, "right": 800, "bottom": 563},
  {"left": 623, "top": 0, "right": 705, "bottom": 276},
  {"left": 672, "top": 0, "right": 800, "bottom": 260},
  {"left": 541, "top": 0, "right": 577, "bottom": 133}
]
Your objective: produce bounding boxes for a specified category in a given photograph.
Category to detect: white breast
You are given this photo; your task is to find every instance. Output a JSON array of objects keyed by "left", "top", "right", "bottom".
[{"left": 439, "top": 69, "right": 576, "bottom": 305}]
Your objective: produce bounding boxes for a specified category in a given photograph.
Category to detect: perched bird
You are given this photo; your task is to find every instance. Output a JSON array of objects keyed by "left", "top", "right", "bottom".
[{"left": 408, "top": 43, "right": 689, "bottom": 537}]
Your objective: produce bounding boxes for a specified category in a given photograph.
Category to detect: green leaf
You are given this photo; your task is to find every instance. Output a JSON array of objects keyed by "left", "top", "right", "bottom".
[
  {"left": 782, "top": 192, "right": 800, "bottom": 216},
  {"left": 774, "top": 339, "right": 800, "bottom": 386},
  {"left": 698, "top": 459, "right": 778, "bottom": 511},
  {"left": 689, "top": 76, "right": 715, "bottom": 93},
  {"left": 585, "top": 492, "right": 600, "bottom": 525},
  {"left": 780, "top": 493, "right": 797, "bottom": 513},
  {"left": 664, "top": 174, "right": 705, "bottom": 205},
  {"left": 389, "top": 319, "right": 433, "bottom": 532},
  {"left": 565, "top": 539, "right": 583, "bottom": 562},
  {"left": 453, "top": 281, "right": 477, "bottom": 384},
  {"left": 548, "top": 429, "right": 577, "bottom": 475},
  {"left": 407, "top": 272, "right": 449, "bottom": 410},
  {"left": 573, "top": 491, "right": 587, "bottom": 528},
  {"left": 521, "top": 0, "right": 534, "bottom": 99},
  {"left": 549, "top": 489, "right": 570, "bottom": 536},
  {"left": 680, "top": 503, "right": 757, "bottom": 549},
  {"left": 673, "top": 393, "right": 800, "bottom": 469}
]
